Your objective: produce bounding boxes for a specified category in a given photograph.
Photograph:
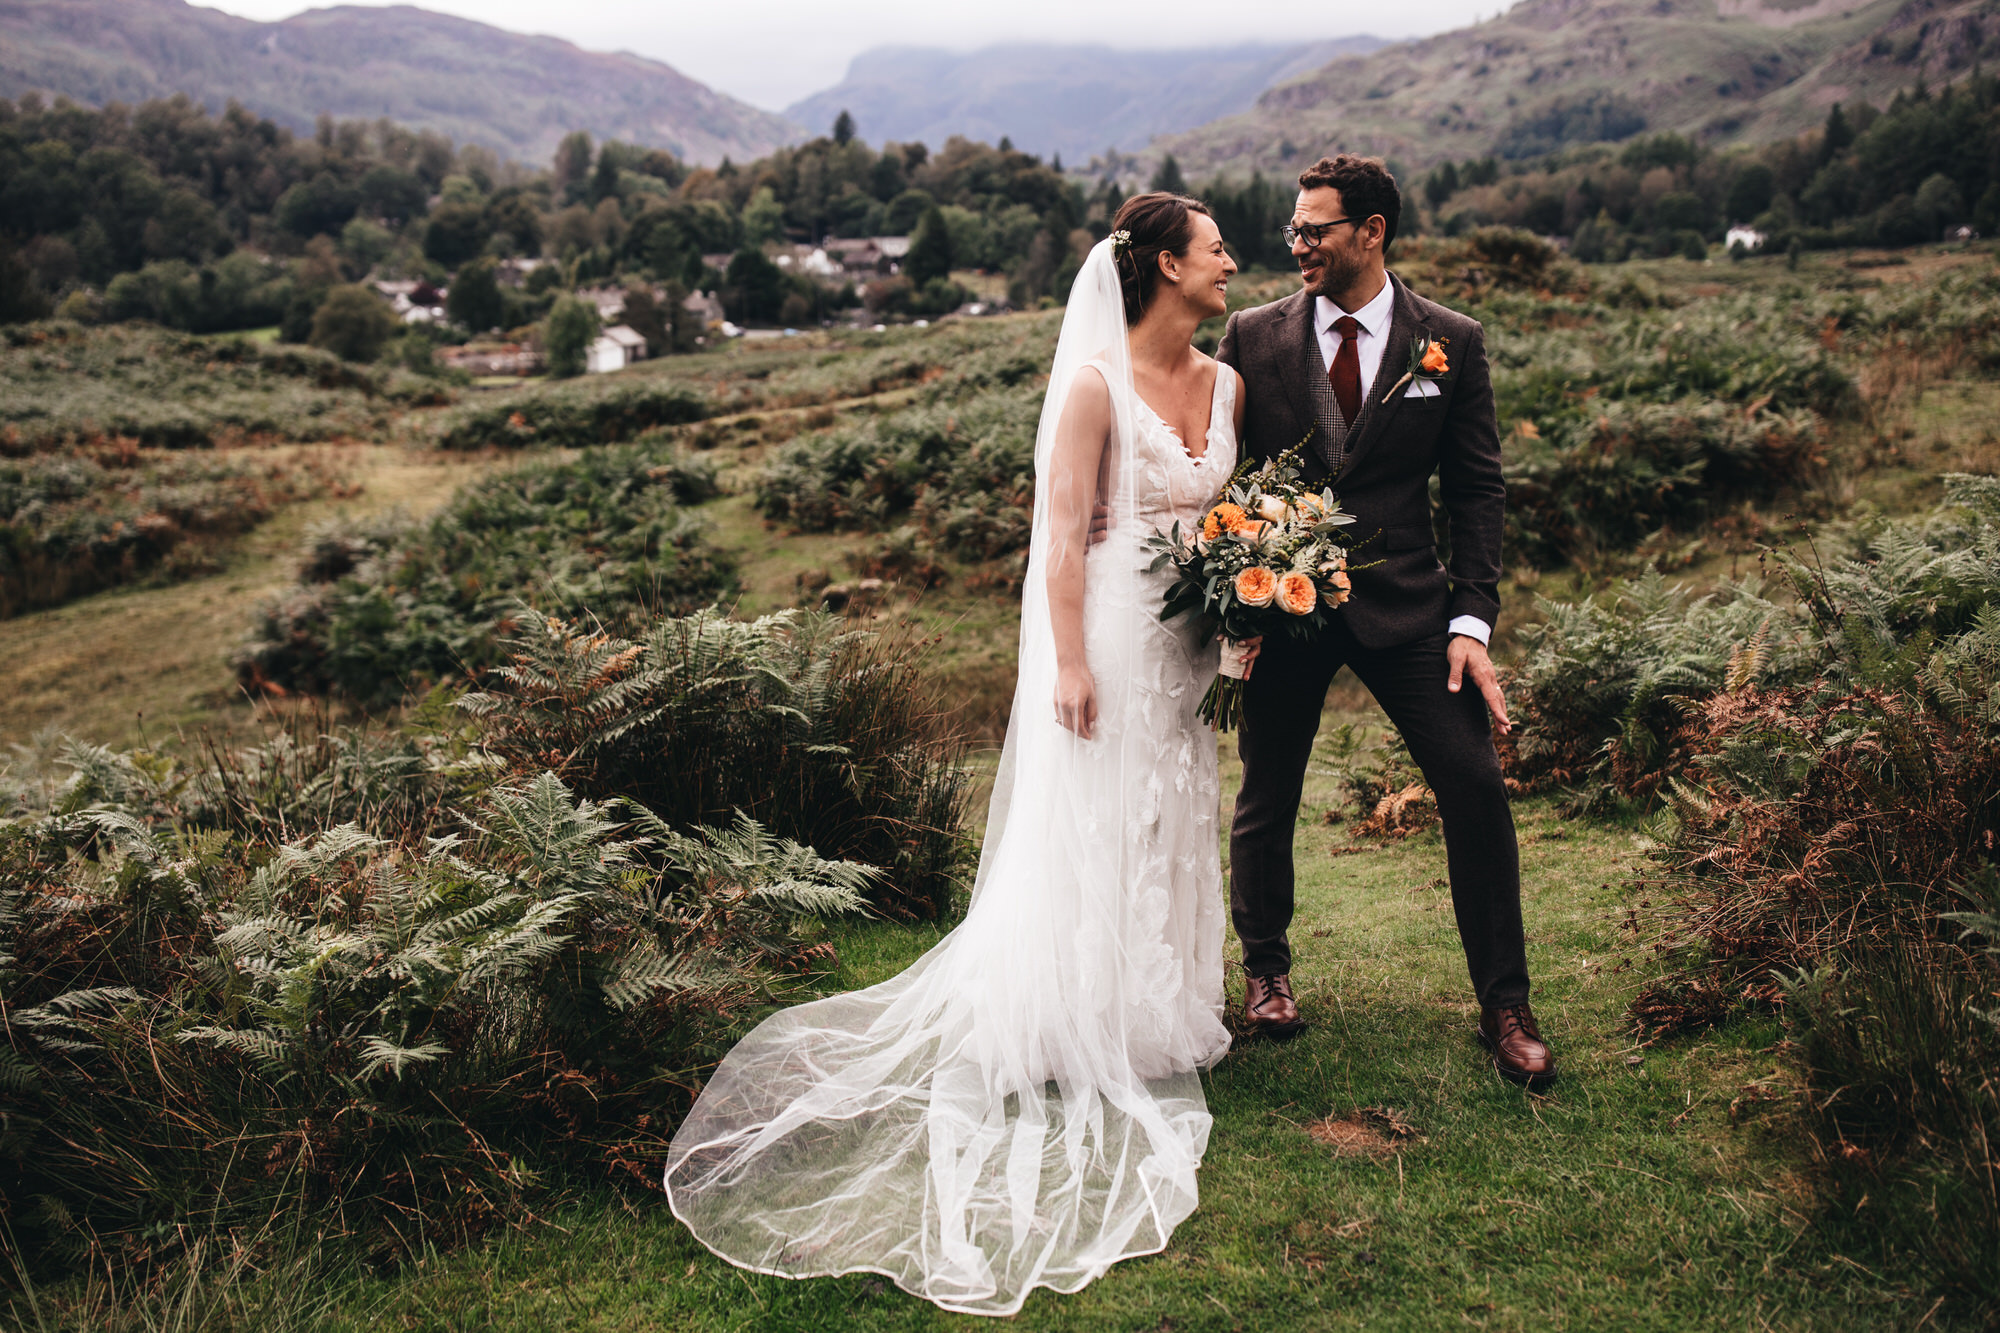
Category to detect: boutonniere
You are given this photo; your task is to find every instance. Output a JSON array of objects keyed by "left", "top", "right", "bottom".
[{"left": 1381, "top": 335, "right": 1450, "bottom": 404}]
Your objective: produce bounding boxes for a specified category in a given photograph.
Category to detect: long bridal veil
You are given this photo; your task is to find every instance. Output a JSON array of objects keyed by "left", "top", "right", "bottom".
[{"left": 664, "top": 238, "right": 1226, "bottom": 1317}]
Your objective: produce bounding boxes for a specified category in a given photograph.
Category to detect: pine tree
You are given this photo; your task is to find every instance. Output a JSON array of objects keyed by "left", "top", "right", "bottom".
[
  {"left": 1821, "top": 103, "right": 1854, "bottom": 165},
  {"left": 905, "top": 206, "right": 955, "bottom": 285},
  {"left": 1150, "top": 155, "right": 1189, "bottom": 196},
  {"left": 833, "top": 110, "right": 856, "bottom": 145}
]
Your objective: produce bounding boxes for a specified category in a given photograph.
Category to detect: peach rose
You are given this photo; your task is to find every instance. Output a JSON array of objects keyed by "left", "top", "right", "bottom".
[
  {"left": 1294, "top": 494, "right": 1328, "bottom": 521},
  {"left": 1234, "top": 566, "right": 1277, "bottom": 607},
  {"left": 1202, "top": 502, "right": 1246, "bottom": 541},
  {"left": 1255, "top": 495, "right": 1290, "bottom": 524},
  {"left": 1328, "top": 568, "right": 1353, "bottom": 605},
  {"left": 1420, "top": 341, "right": 1449, "bottom": 375},
  {"left": 1276, "top": 570, "right": 1317, "bottom": 615}
]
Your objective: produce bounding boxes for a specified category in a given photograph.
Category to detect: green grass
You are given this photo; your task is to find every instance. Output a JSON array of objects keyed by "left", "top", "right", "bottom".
[{"left": 66, "top": 740, "right": 1931, "bottom": 1331}]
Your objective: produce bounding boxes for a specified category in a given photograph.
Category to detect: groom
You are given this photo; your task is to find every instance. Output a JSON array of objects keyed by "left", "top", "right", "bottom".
[{"left": 1215, "top": 155, "right": 1555, "bottom": 1086}]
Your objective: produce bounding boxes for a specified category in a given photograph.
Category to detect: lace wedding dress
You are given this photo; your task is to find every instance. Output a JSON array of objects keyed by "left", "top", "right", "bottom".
[{"left": 664, "top": 240, "right": 1238, "bottom": 1316}]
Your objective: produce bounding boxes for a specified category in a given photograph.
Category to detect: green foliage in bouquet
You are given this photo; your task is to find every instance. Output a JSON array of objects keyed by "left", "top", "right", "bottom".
[{"left": 1146, "top": 442, "right": 1358, "bottom": 729}]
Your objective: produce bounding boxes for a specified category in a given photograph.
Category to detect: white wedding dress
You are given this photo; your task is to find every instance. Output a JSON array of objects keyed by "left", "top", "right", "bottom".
[{"left": 664, "top": 240, "right": 1238, "bottom": 1316}]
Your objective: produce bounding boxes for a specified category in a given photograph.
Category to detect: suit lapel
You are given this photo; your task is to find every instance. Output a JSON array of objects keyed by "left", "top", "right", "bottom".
[
  {"left": 1271, "top": 291, "right": 1322, "bottom": 463},
  {"left": 1343, "top": 274, "right": 1429, "bottom": 473}
]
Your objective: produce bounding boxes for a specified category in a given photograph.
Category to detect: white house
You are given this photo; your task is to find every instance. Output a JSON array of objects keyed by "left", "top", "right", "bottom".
[
  {"left": 585, "top": 324, "right": 647, "bottom": 374},
  {"left": 1725, "top": 225, "right": 1766, "bottom": 253}
]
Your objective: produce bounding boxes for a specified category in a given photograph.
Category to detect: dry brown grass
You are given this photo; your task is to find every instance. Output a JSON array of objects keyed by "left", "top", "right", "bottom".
[{"left": 0, "top": 445, "right": 494, "bottom": 747}]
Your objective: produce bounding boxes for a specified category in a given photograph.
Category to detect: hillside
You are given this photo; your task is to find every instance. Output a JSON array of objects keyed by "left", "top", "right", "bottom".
[
  {"left": 1157, "top": 0, "right": 1995, "bottom": 177},
  {"left": 0, "top": 0, "right": 802, "bottom": 166},
  {"left": 782, "top": 39, "right": 1385, "bottom": 161}
]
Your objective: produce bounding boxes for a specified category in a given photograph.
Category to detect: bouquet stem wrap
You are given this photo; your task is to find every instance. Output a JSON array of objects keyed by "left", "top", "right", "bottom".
[{"left": 1202, "top": 639, "right": 1256, "bottom": 732}]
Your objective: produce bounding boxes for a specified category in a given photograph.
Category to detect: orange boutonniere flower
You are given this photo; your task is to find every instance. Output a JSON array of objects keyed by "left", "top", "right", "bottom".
[{"left": 1382, "top": 334, "right": 1452, "bottom": 404}]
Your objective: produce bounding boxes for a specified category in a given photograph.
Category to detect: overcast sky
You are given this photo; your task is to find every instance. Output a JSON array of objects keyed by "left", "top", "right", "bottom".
[{"left": 193, "top": 1, "right": 1506, "bottom": 113}]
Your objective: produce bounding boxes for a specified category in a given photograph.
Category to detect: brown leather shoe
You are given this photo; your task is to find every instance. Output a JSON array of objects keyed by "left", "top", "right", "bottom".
[
  {"left": 1244, "top": 973, "right": 1305, "bottom": 1039},
  {"left": 1478, "top": 1003, "right": 1556, "bottom": 1087}
]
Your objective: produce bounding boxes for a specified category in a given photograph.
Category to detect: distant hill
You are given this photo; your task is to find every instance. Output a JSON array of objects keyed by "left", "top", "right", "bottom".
[
  {"left": 783, "top": 39, "right": 1387, "bottom": 162},
  {"left": 1156, "top": 0, "right": 1981, "bottom": 177},
  {"left": 0, "top": 0, "right": 803, "bottom": 166}
]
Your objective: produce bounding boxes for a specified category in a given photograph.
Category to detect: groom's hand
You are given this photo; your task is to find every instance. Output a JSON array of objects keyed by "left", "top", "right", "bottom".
[
  {"left": 1447, "top": 634, "right": 1511, "bottom": 735},
  {"left": 1089, "top": 500, "right": 1110, "bottom": 545}
]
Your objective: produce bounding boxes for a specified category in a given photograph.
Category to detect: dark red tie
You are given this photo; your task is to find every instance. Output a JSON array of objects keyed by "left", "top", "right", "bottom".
[{"left": 1330, "top": 315, "right": 1361, "bottom": 425}]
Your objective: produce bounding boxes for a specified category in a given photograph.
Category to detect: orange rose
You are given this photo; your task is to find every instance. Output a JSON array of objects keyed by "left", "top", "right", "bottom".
[
  {"left": 1420, "top": 342, "right": 1449, "bottom": 375},
  {"left": 1234, "top": 566, "right": 1277, "bottom": 607},
  {"left": 1202, "top": 502, "right": 1246, "bottom": 541},
  {"left": 1276, "top": 570, "right": 1317, "bottom": 615},
  {"left": 1328, "top": 568, "right": 1353, "bottom": 606}
]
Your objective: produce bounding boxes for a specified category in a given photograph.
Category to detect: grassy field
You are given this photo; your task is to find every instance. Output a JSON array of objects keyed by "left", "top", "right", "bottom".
[
  {"left": 7, "top": 245, "right": 1998, "bottom": 1328},
  {"left": 41, "top": 746, "right": 1937, "bottom": 1331}
]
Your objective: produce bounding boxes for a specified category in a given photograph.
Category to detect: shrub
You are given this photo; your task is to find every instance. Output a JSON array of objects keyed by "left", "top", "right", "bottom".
[
  {"left": 236, "top": 444, "right": 730, "bottom": 704},
  {"left": 754, "top": 378, "right": 1040, "bottom": 560},
  {"left": 544, "top": 295, "right": 598, "bottom": 378},
  {"left": 1, "top": 447, "right": 343, "bottom": 617},
  {"left": 1513, "top": 477, "right": 2000, "bottom": 1311},
  {"left": 1504, "top": 402, "right": 1825, "bottom": 566},
  {"left": 0, "top": 764, "right": 876, "bottom": 1264},
  {"left": 433, "top": 380, "right": 709, "bottom": 451},
  {"left": 309, "top": 285, "right": 398, "bottom": 363},
  {"left": 463, "top": 607, "right": 973, "bottom": 920},
  {"left": 1, "top": 323, "right": 450, "bottom": 454}
]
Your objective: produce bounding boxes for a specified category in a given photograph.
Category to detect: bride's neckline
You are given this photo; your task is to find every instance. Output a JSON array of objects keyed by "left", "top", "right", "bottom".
[{"left": 1133, "top": 366, "right": 1226, "bottom": 464}]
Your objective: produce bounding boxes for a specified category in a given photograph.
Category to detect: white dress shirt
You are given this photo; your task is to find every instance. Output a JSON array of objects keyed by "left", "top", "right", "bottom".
[{"left": 1315, "top": 282, "right": 1489, "bottom": 646}]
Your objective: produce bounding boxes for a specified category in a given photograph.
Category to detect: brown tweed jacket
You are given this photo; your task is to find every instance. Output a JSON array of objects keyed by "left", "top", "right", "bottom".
[{"left": 1216, "top": 272, "right": 1506, "bottom": 649}]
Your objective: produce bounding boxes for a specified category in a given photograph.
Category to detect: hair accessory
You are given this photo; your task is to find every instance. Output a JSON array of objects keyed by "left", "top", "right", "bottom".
[{"left": 1109, "top": 229, "right": 1132, "bottom": 257}]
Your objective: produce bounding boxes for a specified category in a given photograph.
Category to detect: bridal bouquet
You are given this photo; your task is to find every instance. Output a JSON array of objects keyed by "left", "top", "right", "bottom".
[{"left": 1145, "top": 447, "right": 1359, "bottom": 731}]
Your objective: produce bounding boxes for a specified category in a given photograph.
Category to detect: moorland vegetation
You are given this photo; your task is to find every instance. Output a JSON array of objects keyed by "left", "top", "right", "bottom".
[{"left": 5, "top": 74, "right": 2000, "bottom": 1323}]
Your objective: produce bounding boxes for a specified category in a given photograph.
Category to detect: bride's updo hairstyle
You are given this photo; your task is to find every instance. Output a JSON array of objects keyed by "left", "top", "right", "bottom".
[{"left": 1109, "top": 191, "right": 1212, "bottom": 325}]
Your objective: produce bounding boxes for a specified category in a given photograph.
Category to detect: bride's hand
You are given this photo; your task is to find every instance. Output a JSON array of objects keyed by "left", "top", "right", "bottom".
[
  {"left": 1240, "top": 635, "right": 1264, "bottom": 679},
  {"left": 1055, "top": 664, "right": 1098, "bottom": 739}
]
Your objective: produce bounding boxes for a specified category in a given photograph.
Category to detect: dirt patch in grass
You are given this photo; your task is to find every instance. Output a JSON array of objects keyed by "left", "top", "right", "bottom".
[{"left": 1304, "top": 1106, "right": 1423, "bottom": 1157}]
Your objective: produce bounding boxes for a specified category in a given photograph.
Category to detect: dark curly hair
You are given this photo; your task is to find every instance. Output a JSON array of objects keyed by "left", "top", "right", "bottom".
[
  {"left": 1108, "top": 192, "right": 1212, "bottom": 325},
  {"left": 1297, "top": 154, "right": 1402, "bottom": 251}
]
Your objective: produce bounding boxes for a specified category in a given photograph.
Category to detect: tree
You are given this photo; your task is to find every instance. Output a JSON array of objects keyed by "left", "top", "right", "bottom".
[
  {"left": 618, "top": 283, "right": 669, "bottom": 354},
  {"left": 309, "top": 284, "right": 397, "bottom": 362},
  {"left": 722, "top": 248, "right": 785, "bottom": 323},
  {"left": 1424, "top": 161, "right": 1461, "bottom": 208},
  {"left": 1820, "top": 103, "right": 1854, "bottom": 165},
  {"left": 447, "top": 258, "right": 504, "bottom": 332},
  {"left": 1149, "top": 155, "right": 1189, "bottom": 195},
  {"left": 742, "top": 187, "right": 786, "bottom": 246},
  {"left": 0, "top": 240, "right": 53, "bottom": 324},
  {"left": 1725, "top": 164, "right": 1776, "bottom": 223},
  {"left": 357, "top": 165, "right": 428, "bottom": 225},
  {"left": 905, "top": 207, "right": 955, "bottom": 285},
  {"left": 424, "top": 204, "right": 489, "bottom": 266},
  {"left": 833, "top": 110, "right": 856, "bottom": 146},
  {"left": 544, "top": 296, "right": 599, "bottom": 377},
  {"left": 554, "top": 131, "right": 594, "bottom": 204},
  {"left": 1914, "top": 172, "right": 1965, "bottom": 237},
  {"left": 274, "top": 171, "right": 361, "bottom": 240}
]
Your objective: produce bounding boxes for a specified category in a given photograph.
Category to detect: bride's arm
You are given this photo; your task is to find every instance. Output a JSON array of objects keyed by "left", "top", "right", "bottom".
[{"left": 1047, "top": 366, "right": 1112, "bottom": 739}]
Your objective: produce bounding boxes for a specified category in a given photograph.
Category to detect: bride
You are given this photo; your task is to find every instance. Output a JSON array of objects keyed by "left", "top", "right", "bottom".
[{"left": 665, "top": 192, "right": 1247, "bottom": 1316}]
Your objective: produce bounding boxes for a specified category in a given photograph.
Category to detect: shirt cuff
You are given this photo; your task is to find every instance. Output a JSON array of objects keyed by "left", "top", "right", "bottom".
[{"left": 1447, "top": 615, "right": 1491, "bottom": 646}]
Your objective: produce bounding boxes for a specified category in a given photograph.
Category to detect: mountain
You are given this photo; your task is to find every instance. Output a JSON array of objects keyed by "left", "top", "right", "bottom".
[
  {"left": 1157, "top": 0, "right": 1979, "bottom": 177},
  {"left": 783, "top": 39, "right": 1388, "bottom": 162},
  {"left": 0, "top": 0, "right": 803, "bottom": 166}
]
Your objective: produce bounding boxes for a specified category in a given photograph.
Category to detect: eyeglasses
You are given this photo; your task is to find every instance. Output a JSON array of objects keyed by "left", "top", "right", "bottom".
[{"left": 1281, "top": 217, "right": 1364, "bottom": 249}]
